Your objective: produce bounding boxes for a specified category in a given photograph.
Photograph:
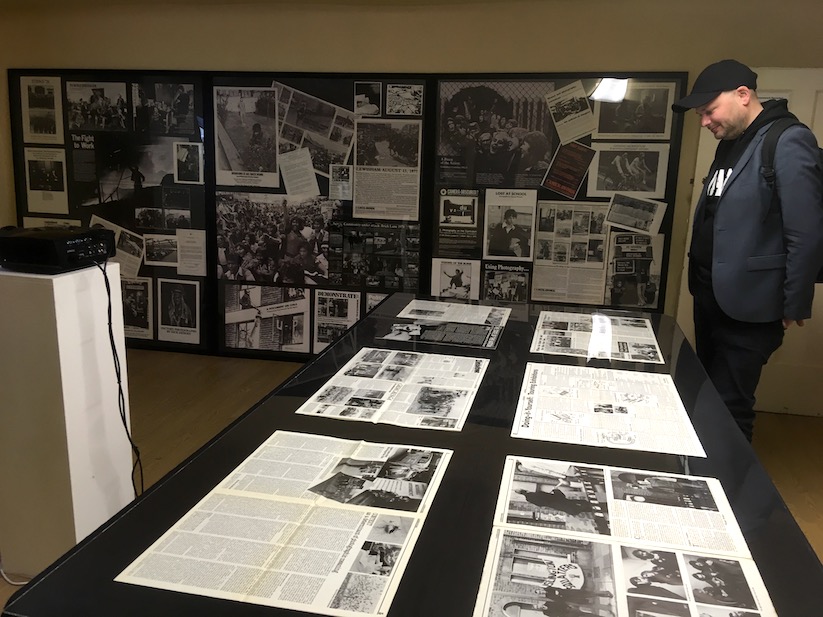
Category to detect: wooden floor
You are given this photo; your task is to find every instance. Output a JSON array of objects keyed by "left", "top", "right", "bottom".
[{"left": 2, "top": 350, "right": 822, "bottom": 607}]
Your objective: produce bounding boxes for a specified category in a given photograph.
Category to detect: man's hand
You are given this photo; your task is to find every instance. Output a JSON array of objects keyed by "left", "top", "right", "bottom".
[{"left": 783, "top": 318, "right": 806, "bottom": 329}]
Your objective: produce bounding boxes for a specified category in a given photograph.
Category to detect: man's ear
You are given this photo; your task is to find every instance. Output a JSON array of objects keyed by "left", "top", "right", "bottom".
[{"left": 737, "top": 86, "right": 753, "bottom": 106}]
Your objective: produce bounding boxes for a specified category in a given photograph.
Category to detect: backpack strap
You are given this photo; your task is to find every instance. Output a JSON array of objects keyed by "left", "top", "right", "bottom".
[{"left": 760, "top": 118, "right": 803, "bottom": 221}]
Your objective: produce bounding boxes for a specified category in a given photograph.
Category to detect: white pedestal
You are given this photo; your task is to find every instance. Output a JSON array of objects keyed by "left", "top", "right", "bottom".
[{"left": 0, "top": 263, "right": 134, "bottom": 577}]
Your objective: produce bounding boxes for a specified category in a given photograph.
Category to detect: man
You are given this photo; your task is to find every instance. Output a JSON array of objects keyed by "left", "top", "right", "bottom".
[
  {"left": 488, "top": 208, "right": 529, "bottom": 257},
  {"left": 222, "top": 254, "right": 255, "bottom": 281},
  {"left": 609, "top": 151, "right": 631, "bottom": 187},
  {"left": 283, "top": 217, "right": 308, "bottom": 259},
  {"left": 672, "top": 59, "right": 823, "bottom": 441},
  {"left": 172, "top": 85, "right": 190, "bottom": 129},
  {"left": 444, "top": 268, "right": 464, "bottom": 290},
  {"left": 167, "top": 285, "right": 193, "bottom": 328}
]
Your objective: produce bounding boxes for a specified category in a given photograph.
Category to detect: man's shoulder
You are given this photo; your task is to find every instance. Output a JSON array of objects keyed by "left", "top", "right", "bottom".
[{"left": 766, "top": 118, "right": 819, "bottom": 151}]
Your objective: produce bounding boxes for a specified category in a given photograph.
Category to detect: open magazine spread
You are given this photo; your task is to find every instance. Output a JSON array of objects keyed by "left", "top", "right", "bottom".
[
  {"left": 472, "top": 456, "right": 777, "bottom": 617},
  {"left": 512, "top": 363, "right": 706, "bottom": 457},
  {"left": 378, "top": 299, "right": 512, "bottom": 349},
  {"left": 295, "top": 347, "right": 490, "bottom": 431},
  {"left": 378, "top": 318, "right": 505, "bottom": 349},
  {"left": 395, "top": 298, "right": 512, "bottom": 328},
  {"left": 116, "top": 431, "right": 452, "bottom": 616},
  {"left": 530, "top": 310, "right": 664, "bottom": 364}
]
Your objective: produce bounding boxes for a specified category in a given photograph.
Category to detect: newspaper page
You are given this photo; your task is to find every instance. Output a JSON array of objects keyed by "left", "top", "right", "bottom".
[
  {"left": 474, "top": 529, "right": 775, "bottom": 616},
  {"left": 530, "top": 310, "right": 664, "bottom": 364},
  {"left": 279, "top": 146, "right": 321, "bottom": 197},
  {"left": 496, "top": 457, "right": 750, "bottom": 557},
  {"left": 314, "top": 290, "right": 362, "bottom": 353},
  {"left": 511, "top": 363, "right": 706, "bottom": 457},
  {"left": 117, "top": 431, "right": 452, "bottom": 616},
  {"left": 20, "top": 76, "right": 64, "bottom": 145},
  {"left": 353, "top": 118, "right": 422, "bottom": 221},
  {"left": 531, "top": 200, "right": 608, "bottom": 305},
  {"left": 437, "top": 80, "right": 557, "bottom": 189},
  {"left": 472, "top": 456, "right": 776, "bottom": 616},
  {"left": 296, "top": 347, "right": 489, "bottom": 431},
  {"left": 396, "top": 299, "right": 510, "bottom": 328},
  {"left": 176, "top": 228, "right": 207, "bottom": 277}
]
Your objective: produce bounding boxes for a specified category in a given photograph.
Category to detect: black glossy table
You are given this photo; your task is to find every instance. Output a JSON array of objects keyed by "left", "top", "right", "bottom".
[{"left": 5, "top": 293, "right": 822, "bottom": 616}]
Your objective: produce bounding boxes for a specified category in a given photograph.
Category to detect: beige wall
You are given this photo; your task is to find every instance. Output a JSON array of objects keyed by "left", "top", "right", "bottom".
[{"left": 2, "top": 0, "right": 822, "bottom": 316}]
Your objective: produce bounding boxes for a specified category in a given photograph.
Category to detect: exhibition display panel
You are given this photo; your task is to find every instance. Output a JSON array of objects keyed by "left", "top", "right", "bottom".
[
  {"left": 4, "top": 294, "right": 821, "bottom": 617},
  {"left": 8, "top": 70, "right": 687, "bottom": 361}
]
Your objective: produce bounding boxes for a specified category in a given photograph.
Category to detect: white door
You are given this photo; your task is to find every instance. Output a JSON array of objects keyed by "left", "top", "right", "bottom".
[{"left": 676, "top": 68, "right": 823, "bottom": 416}]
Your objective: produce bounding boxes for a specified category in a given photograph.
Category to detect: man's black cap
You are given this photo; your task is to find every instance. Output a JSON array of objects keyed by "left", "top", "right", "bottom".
[{"left": 672, "top": 59, "right": 758, "bottom": 112}]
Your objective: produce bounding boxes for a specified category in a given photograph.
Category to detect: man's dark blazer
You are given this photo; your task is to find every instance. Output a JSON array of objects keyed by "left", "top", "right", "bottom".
[{"left": 689, "top": 122, "right": 823, "bottom": 322}]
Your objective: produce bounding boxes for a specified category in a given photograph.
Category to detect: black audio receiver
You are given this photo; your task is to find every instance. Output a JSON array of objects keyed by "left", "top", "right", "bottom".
[{"left": 0, "top": 226, "right": 116, "bottom": 274}]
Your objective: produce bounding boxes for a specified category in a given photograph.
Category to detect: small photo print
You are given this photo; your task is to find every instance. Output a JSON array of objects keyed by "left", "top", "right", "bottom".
[
  {"left": 386, "top": 84, "right": 424, "bottom": 116},
  {"left": 606, "top": 193, "right": 667, "bottom": 235},
  {"left": 588, "top": 143, "right": 670, "bottom": 199},
  {"left": 117, "top": 228, "right": 144, "bottom": 258},
  {"left": 432, "top": 258, "right": 480, "bottom": 300},
  {"left": 66, "top": 81, "right": 128, "bottom": 131},
  {"left": 593, "top": 81, "right": 675, "bottom": 140},
  {"left": 439, "top": 194, "right": 477, "bottom": 227},
  {"left": 482, "top": 267, "right": 530, "bottom": 302},
  {"left": 144, "top": 234, "right": 179, "bottom": 266},
  {"left": 683, "top": 553, "right": 758, "bottom": 611},
  {"left": 27, "top": 157, "right": 65, "bottom": 192},
  {"left": 21, "top": 76, "right": 64, "bottom": 145},
  {"left": 121, "top": 277, "right": 153, "bottom": 340},
  {"left": 354, "top": 82, "right": 382, "bottom": 116}
]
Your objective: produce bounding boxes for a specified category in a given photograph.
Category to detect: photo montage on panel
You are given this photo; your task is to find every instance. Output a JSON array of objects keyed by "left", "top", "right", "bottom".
[
  {"left": 214, "top": 77, "right": 426, "bottom": 356},
  {"left": 432, "top": 77, "right": 677, "bottom": 311},
  {"left": 16, "top": 73, "right": 208, "bottom": 348}
]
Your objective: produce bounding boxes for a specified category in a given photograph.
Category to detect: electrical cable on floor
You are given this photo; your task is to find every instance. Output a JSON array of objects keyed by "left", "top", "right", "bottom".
[
  {"left": 96, "top": 259, "right": 144, "bottom": 498},
  {"left": 0, "top": 554, "right": 28, "bottom": 586}
]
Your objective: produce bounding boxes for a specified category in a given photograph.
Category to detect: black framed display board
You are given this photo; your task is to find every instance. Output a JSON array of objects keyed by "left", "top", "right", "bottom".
[
  {"left": 7, "top": 70, "right": 686, "bottom": 360},
  {"left": 4, "top": 294, "right": 821, "bottom": 617}
]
